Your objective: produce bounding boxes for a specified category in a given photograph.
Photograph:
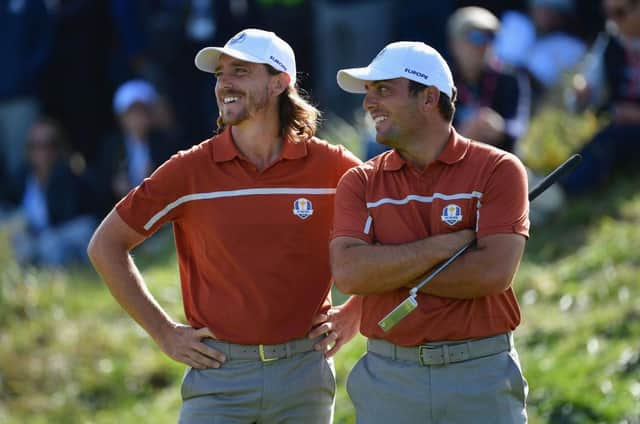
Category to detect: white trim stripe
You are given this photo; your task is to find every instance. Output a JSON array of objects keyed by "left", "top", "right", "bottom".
[
  {"left": 363, "top": 215, "right": 373, "bottom": 235},
  {"left": 366, "top": 191, "right": 483, "bottom": 209},
  {"left": 143, "top": 187, "right": 336, "bottom": 230}
]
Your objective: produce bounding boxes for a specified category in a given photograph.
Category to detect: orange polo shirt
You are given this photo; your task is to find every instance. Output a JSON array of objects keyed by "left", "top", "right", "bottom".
[
  {"left": 116, "top": 126, "right": 361, "bottom": 344},
  {"left": 332, "top": 129, "right": 529, "bottom": 346}
]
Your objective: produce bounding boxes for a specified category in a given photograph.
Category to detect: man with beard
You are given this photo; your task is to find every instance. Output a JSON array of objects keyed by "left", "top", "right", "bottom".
[
  {"left": 88, "top": 28, "right": 362, "bottom": 423},
  {"left": 330, "top": 41, "right": 530, "bottom": 422}
]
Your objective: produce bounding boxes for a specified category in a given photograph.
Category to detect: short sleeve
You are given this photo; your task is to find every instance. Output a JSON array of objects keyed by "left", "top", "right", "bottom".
[
  {"left": 476, "top": 153, "right": 529, "bottom": 239},
  {"left": 331, "top": 166, "right": 373, "bottom": 243},
  {"left": 334, "top": 144, "right": 363, "bottom": 180},
  {"left": 115, "top": 152, "right": 187, "bottom": 236}
]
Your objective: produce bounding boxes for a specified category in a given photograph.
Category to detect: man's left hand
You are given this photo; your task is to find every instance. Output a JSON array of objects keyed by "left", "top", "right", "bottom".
[{"left": 308, "top": 297, "right": 362, "bottom": 357}]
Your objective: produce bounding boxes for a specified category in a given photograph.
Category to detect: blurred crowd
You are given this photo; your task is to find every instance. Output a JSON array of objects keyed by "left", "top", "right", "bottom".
[{"left": 1, "top": 0, "right": 639, "bottom": 268}]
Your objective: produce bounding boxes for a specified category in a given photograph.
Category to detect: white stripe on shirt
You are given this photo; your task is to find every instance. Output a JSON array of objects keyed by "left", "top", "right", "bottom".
[
  {"left": 143, "top": 187, "right": 336, "bottom": 230},
  {"left": 366, "top": 191, "right": 483, "bottom": 209}
]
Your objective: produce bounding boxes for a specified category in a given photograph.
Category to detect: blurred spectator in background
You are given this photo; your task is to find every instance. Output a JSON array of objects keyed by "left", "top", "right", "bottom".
[
  {"left": 0, "top": 0, "right": 52, "bottom": 185},
  {"left": 312, "top": 0, "right": 394, "bottom": 121},
  {"left": 562, "top": 0, "right": 640, "bottom": 195},
  {"left": 0, "top": 118, "right": 96, "bottom": 267},
  {"left": 94, "top": 79, "right": 177, "bottom": 215},
  {"left": 448, "top": 6, "right": 532, "bottom": 153},
  {"left": 493, "top": 0, "right": 587, "bottom": 96}
]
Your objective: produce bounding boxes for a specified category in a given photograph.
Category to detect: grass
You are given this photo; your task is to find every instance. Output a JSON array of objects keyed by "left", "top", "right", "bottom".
[{"left": 2, "top": 112, "right": 640, "bottom": 423}]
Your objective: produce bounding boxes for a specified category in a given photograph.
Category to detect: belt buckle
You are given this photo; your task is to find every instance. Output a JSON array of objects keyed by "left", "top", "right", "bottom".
[
  {"left": 418, "top": 345, "right": 445, "bottom": 366},
  {"left": 259, "top": 344, "right": 280, "bottom": 362}
]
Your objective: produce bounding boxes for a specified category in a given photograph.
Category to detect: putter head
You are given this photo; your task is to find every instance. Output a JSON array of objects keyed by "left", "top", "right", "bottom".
[{"left": 378, "top": 296, "right": 418, "bottom": 332}]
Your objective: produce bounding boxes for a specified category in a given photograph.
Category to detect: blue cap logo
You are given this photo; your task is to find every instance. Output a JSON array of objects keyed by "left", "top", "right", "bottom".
[{"left": 229, "top": 32, "right": 247, "bottom": 45}]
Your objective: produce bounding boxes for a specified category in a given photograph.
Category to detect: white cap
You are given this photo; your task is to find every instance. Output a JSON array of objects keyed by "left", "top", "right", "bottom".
[
  {"left": 195, "top": 28, "right": 297, "bottom": 86},
  {"left": 113, "top": 79, "right": 158, "bottom": 115},
  {"left": 337, "top": 41, "right": 455, "bottom": 98}
]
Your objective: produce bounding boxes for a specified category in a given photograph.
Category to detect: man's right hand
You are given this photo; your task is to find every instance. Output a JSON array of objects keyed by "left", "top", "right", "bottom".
[{"left": 157, "top": 324, "right": 226, "bottom": 369}]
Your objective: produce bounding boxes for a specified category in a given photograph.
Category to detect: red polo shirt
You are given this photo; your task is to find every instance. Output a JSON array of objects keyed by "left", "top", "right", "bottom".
[
  {"left": 116, "top": 126, "right": 361, "bottom": 344},
  {"left": 332, "top": 129, "right": 529, "bottom": 345}
]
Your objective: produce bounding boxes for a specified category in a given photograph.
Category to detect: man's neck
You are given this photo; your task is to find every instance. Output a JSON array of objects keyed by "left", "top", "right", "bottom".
[
  {"left": 395, "top": 124, "right": 452, "bottom": 170},
  {"left": 231, "top": 116, "right": 283, "bottom": 171}
]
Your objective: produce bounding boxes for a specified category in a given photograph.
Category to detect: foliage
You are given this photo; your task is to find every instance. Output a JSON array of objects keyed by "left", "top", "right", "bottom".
[{"left": 518, "top": 106, "right": 600, "bottom": 173}]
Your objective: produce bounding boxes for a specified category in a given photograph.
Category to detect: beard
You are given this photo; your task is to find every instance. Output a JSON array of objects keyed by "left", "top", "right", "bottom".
[{"left": 217, "top": 87, "right": 270, "bottom": 126}]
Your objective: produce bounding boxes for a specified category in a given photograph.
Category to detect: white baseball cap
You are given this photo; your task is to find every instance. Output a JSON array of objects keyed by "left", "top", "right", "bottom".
[
  {"left": 337, "top": 41, "right": 455, "bottom": 98},
  {"left": 195, "top": 28, "right": 297, "bottom": 86},
  {"left": 113, "top": 79, "right": 158, "bottom": 115}
]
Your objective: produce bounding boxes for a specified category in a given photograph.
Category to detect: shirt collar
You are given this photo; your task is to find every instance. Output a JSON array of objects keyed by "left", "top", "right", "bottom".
[
  {"left": 382, "top": 128, "right": 470, "bottom": 171},
  {"left": 212, "top": 126, "right": 308, "bottom": 162}
]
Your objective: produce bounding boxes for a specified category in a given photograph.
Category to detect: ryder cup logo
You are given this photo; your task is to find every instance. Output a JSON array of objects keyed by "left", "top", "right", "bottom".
[
  {"left": 293, "top": 198, "right": 314, "bottom": 220},
  {"left": 441, "top": 204, "right": 462, "bottom": 225}
]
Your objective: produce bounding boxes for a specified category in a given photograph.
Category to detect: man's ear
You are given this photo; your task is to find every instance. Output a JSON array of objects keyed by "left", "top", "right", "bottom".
[
  {"left": 271, "top": 73, "right": 290, "bottom": 96},
  {"left": 420, "top": 86, "right": 440, "bottom": 112}
]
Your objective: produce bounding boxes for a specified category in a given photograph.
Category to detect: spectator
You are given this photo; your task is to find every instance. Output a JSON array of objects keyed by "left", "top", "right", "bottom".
[
  {"left": 448, "top": 6, "right": 532, "bottom": 153},
  {"left": 562, "top": 0, "right": 640, "bottom": 195},
  {"left": 0, "top": 0, "right": 52, "bottom": 185},
  {"left": 94, "top": 79, "right": 177, "bottom": 215},
  {"left": 493, "top": 0, "right": 587, "bottom": 92},
  {"left": 1, "top": 118, "right": 96, "bottom": 267}
]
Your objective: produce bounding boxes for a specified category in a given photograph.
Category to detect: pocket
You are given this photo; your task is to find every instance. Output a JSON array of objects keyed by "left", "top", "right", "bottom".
[
  {"left": 322, "top": 355, "right": 337, "bottom": 397},
  {"left": 180, "top": 366, "right": 194, "bottom": 400},
  {"left": 506, "top": 349, "right": 528, "bottom": 407},
  {"left": 180, "top": 366, "right": 225, "bottom": 401},
  {"left": 346, "top": 354, "right": 365, "bottom": 404}
]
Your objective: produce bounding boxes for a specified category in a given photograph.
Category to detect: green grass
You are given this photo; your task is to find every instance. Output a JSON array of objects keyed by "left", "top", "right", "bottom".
[{"left": 2, "top": 120, "right": 640, "bottom": 423}]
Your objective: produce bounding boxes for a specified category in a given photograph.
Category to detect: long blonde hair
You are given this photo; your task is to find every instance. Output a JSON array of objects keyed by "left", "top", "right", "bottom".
[{"left": 217, "top": 65, "right": 321, "bottom": 143}]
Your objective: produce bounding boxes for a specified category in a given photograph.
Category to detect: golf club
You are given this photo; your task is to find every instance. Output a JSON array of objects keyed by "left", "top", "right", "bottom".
[{"left": 378, "top": 153, "right": 583, "bottom": 332}]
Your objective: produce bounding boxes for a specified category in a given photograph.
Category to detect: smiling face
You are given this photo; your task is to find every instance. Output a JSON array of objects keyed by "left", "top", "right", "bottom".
[
  {"left": 362, "top": 78, "right": 425, "bottom": 148},
  {"left": 214, "top": 54, "right": 283, "bottom": 127}
]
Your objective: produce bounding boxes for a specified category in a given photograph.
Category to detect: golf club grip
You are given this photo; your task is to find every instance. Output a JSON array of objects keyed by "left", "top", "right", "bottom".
[
  {"left": 528, "top": 154, "right": 582, "bottom": 202},
  {"left": 413, "top": 154, "right": 582, "bottom": 292}
]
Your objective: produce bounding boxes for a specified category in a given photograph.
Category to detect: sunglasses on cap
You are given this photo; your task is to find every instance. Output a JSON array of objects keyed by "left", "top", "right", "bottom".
[
  {"left": 465, "top": 29, "right": 495, "bottom": 46},
  {"left": 606, "top": 0, "right": 639, "bottom": 20}
]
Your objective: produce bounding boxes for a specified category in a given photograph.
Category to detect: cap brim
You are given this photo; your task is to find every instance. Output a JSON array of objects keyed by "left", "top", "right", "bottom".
[
  {"left": 194, "top": 47, "right": 268, "bottom": 73},
  {"left": 337, "top": 66, "right": 399, "bottom": 93}
]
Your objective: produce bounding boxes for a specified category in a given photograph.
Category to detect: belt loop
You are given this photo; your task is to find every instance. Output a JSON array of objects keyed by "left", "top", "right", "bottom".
[
  {"left": 223, "top": 341, "right": 232, "bottom": 361},
  {"left": 392, "top": 344, "right": 397, "bottom": 361},
  {"left": 442, "top": 345, "right": 450, "bottom": 366},
  {"left": 285, "top": 341, "right": 292, "bottom": 358},
  {"left": 465, "top": 341, "right": 472, "bottom": 361},
  {"left": 507, "top": 332, "right": 513, "bottom": 350}
]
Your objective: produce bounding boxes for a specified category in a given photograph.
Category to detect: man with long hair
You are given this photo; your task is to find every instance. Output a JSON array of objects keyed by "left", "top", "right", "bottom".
[{"left": 88, "top": 28, "right": 362, "bottom": 423}]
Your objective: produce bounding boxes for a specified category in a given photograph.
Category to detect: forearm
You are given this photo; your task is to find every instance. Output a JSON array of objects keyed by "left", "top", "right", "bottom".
[
  {"left": 88, "top": 241, "right": 176, "bottom": 344},
  {"left": 415, "top": 234, "right": 526, "bottom": 299},
  {"left": 332, "top": 232, "right": 473, "bottom": 295}
]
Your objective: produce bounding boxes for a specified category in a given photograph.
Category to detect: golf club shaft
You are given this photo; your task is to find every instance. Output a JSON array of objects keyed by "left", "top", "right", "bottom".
[{"left": 410, "top": 153, "right": 582, "bottom": 294}]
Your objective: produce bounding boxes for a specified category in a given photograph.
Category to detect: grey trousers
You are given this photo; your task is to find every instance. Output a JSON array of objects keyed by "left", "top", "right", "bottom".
[
  {"left": 347, "top": 347, "right": 528, "bottom": 424},
  {"left": 179, "top": 349, "right": 335, "bottom": 424}
]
